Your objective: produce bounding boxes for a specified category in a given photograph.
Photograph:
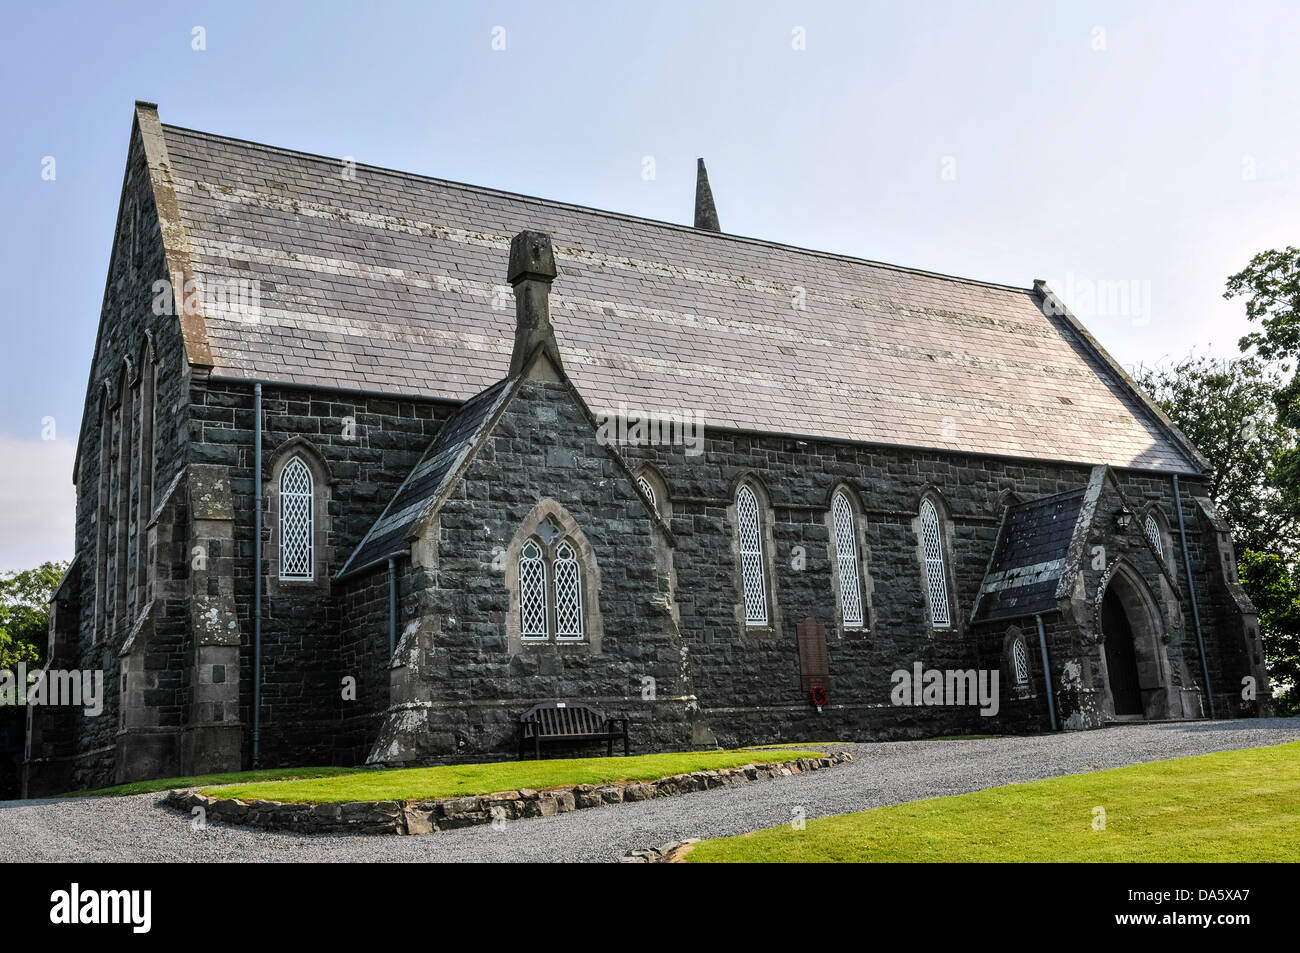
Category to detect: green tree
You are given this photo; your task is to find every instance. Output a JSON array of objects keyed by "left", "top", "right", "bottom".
[
  {"left": 1229, "top": 245, "right": 1300, "bottom": 367},
  {"left": 0, "top": 561, "right": 68, "bottom": 672},
  {"left": 1228, "top": 246, "right": 1300, "bottom": 524},
  {"left": 1134, "top": 355, "right": 1297, "bottom": 558},
  {"left": 1237, "top": 551, "right": 1300, "bottom": 716},
  {"left": 1135, "top": 355, "right": 1300, "bottom": 713}
]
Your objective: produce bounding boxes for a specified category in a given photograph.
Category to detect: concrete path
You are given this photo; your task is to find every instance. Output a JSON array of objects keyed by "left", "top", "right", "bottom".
[{"left": 3, "top": 719, "right": 1297, "bottom": 863}]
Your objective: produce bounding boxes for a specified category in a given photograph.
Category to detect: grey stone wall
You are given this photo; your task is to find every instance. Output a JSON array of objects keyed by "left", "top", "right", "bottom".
[
  {"left": 335, "top": 562, "right": 398, "bottom": 764},
  {"left": 186, "top": 379, "right": 456, "bottom": 768},
  {"left": 31, "top": 121, "right": 193, "bottom": 793},
  {"left": 368, "top": 375, "right": 693, "bottom": 764},
  {"left": 617, "top": 433, "right": 1240, "bottom": 744}
]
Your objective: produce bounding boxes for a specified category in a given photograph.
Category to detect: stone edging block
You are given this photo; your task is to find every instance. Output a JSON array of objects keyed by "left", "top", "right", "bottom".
[{"left": 162, "top": 751, "right": 853, "bottom": 836}]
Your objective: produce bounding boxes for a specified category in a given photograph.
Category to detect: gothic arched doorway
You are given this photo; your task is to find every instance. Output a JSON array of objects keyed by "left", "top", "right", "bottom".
[
  {"left": 1102, "top": 587, "right": 1143, "bottom": 715},
  {"left": 1097, "top": 561, "right": 1176, "bottom": 720}
]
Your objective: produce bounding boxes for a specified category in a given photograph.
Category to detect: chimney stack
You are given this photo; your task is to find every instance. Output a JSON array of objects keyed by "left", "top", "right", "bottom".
[
  {"left": 693, "top": 158, "right": 721, "bottom": 232},
  {"left": 507, "top": 230, "right": 561, "bottom": 377}
]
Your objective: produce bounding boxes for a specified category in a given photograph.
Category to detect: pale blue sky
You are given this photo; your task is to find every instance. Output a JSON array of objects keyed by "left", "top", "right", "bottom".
[{"left": 1, "top": 0, "right": 1298, "bottom": 568}]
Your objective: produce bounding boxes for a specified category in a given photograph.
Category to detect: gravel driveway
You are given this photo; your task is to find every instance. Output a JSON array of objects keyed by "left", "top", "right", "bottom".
[{"left": 3, "top": 719, "right": 1297, "bottom": 863}]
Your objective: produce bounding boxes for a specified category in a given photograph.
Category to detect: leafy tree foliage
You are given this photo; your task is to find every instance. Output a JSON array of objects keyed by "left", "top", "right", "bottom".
[
  {"left": 1132, "top": 247, "right": 1300, "bottom": 713},
  {"left": 1135, "top": 355, "right": 1297, "bottom": 559},
  {"left": 1228, "top": 246, "right": 1300, "bottom": 525},
  {"left": 1229, "top": 245, "right": 1300, "bottom": 367},
  {"left": 0, "top": 561, "right": 67, "bottom": 672},
  {"left": 1238, "top": 551, "right": 1300, "bottom": 715}
]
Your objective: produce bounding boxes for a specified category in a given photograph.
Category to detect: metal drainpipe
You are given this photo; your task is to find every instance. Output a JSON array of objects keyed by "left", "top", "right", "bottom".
[
  {"left": 1035, "top": 614, "right": 1059, "bottom": 732},
  {"left": 387, "top": 557, "right": 398, "bottom": 657},
  {"left": 1174, "top": 473, "right": 1215, "bottom": 719},
  {"left": 252, "top": 383, "right": 263, "bottom": 766}
]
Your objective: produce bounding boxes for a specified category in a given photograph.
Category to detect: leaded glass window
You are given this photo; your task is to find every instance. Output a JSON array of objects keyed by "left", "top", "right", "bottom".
[
  {"left": 279, "top": 457, "right": 314, "bottom": 581},
  {"left": 637, "top": 475, "right": 656, "bottom": 510},
  {"left": 1144, "top": 514, "right": 1164, "bottom": 559},
  {"left": 517, "top": 531, "right": 589, "bottom": 642},
  {"left": 1012, "top": 637, "right": 1030, "bottom": 686},
  {"left": 518, "top": 539, "right": 548, "bottom": 639},
  {"left": 919, "top": 498, "right": 950, "bottom": 627},
  {"left": 554, "top": 541, "right": 583, "bottom": 639},
  {"left": 736, "top": 485, "right": 768, "bottom": 626},
  {"left": 832, "top": 491, "right": 864, "bottom": 628}
]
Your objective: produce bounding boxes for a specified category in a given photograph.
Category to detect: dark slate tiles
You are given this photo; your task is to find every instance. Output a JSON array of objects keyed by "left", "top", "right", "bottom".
[
  {"left": 337, "top": 376, "right": 513, "bottom": 577},
  {"left": 161, "top": 124, "right": 1194, "bottom": 472},
  {"left": 972, "top": 489, "right": 1087, "bottom": 623}
]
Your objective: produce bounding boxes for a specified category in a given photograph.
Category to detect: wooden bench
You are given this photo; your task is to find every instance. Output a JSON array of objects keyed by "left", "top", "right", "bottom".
[{"left": 518, "top": 702, "right": 629, "bottom": 760}]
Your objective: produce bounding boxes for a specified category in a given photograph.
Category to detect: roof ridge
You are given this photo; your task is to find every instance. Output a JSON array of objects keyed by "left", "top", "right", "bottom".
[{"left": 160, "top": 122, "right": 1035, "bottom": 296}]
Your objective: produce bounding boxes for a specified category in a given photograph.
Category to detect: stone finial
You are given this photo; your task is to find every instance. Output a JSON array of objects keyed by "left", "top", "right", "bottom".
[
  {"left": 507, "top": 230, "right": 562, "bottom": 377},
  {"left": 507, "top": 230, "right": 557, "bottom": 285},
  {"left": 693, "top": 158, "right": 721, "bottom": 232}
]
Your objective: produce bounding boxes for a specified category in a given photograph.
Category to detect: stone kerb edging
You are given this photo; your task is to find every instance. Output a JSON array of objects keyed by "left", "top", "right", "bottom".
[{"left": 164, "top": 751, "right": 853, "bottom": 836}]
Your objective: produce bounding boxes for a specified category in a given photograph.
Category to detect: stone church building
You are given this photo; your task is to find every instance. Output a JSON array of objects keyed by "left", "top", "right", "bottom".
[{"left": 23, "top": 102, "right": 1270, "bottom": 794}]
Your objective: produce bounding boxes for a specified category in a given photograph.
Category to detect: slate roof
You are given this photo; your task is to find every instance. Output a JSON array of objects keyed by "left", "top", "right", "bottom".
[
  {"left": 336, "top": 377, "right": 513, "bottom": 578},
  {"left": 158, "top": 122, "right": 1201, "bottom": 472},
  {"left": 970, "top": 489, "right": 1087, "bottom": 623}
]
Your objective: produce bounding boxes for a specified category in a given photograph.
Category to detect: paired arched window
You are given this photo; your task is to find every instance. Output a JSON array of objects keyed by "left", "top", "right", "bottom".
[
  {"left": 517, "top": 522, "right": 585, "bottom": 641},
  {"left": 736, "top": 484, "right": 769, "bottom": 626},
  {"left": 831, "top": 490, "right": 865, "bottom": 629},
  {"left": 919, "top": 497, "right": 952, "bottom": 627},
  {"left": 279, "top": 456, "right": 315, "bottom": 581}
]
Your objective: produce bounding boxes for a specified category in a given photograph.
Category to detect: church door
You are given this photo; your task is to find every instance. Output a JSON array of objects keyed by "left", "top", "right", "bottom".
[{"left": 1102, "top": 587, "right": 1143, "bottom": 716}]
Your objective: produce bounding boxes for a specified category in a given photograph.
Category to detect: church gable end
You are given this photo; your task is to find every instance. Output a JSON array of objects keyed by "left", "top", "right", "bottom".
[{"left": 367, "top": 363, "right": 689, "bottom": 763}]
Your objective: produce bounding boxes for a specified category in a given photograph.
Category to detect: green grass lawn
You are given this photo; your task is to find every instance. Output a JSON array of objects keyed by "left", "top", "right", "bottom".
[
  {"left": 687, "top": 741, "right": 1300, "bottom": 863},
  {"left": 62, "top": 766, "right": 357, "bottom": 799},
  {"left": 201, "top": 749, "right": 822, "bottom": 804}
]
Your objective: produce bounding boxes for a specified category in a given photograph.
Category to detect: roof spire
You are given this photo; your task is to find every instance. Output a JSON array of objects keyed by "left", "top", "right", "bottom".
[{"left": 693, "top": 158, "right": 721, "bottom": 232}]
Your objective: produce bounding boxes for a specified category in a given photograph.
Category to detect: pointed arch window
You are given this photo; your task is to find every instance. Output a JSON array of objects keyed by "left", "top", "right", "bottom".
[
  {"left": 515, "top": 522, "right": 589, "bottom": 642},
  {"left": 1144, "top": 513, "right": 1165, "bottom": 559},
  {"left": 553, "top": 541, "right": 584, "bottom": 640},
  {"left": 636, "top": 475, "right": 656, "bottom": 510},
  {"left": 831, "top": 490, "right": 865, "bottom": 629},
  {"left": 518, "top": 540, "right": 549, "bottom": 639},
  {"left": 93, "top": 395, "right": 113, "bottom": 644},
  {"left": 1012, "top": 637, "right": 1030, "bottom": 686},
  {"left": 135, "top": 348, "right": 157, "bottom": 600},
  {"left": 919, "top": 498, "right": 951, "bottom": 627},
  {"left": 633, "top": 467, "right": 671, "bottom": 521},
  {"left": 736, "top": 484, "right": 768, "bottom": 626},
  {"left": 1142, "top": 507, "right": 1177, "bottom": 575},
  {"left": 279, "top": 457, "right": 314, "bottom": 581}
]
